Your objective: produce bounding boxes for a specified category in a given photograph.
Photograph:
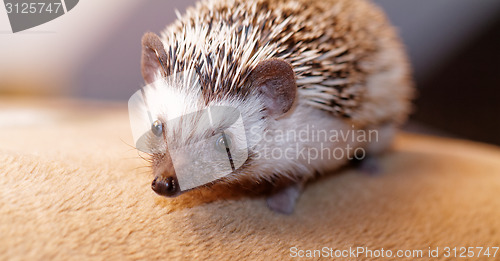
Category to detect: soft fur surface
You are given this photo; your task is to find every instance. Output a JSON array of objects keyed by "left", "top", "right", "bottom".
[{"left": 1, "top": 99, "right": 500, "bottom": 260}]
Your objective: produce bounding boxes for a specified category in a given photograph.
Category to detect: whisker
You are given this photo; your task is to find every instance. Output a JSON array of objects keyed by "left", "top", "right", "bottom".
[{"left": 120, "top": 138, "right": 137, "bottom": 150}]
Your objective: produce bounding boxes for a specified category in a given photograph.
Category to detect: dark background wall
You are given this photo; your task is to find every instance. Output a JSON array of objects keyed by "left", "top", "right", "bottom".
[{"left": 413, "top": 16, "right": 500, "bottom": 145}]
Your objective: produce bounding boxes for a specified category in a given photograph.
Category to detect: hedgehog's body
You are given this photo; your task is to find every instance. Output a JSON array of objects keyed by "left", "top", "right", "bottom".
[{"left": 137, "top": 0, "right": 413, "bottom": 214}]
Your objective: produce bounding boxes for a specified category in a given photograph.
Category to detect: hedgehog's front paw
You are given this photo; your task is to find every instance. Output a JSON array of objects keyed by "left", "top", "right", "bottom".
[{"left": 266, "top": 183, "right": 302, "bottom": 215}]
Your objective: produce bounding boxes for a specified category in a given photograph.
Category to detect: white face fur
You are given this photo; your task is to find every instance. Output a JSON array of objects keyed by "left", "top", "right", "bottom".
[{"left": 131, "top": 72, "right": 272, "bottom": 190}]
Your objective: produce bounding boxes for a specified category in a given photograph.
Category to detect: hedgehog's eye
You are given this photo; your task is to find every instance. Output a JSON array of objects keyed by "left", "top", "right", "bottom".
[
  {"left": 151, "top": 120, "right": 163, "bottom": 137},
  {"left": 214, "top": 133, "right": 231, "bottom": 153}
]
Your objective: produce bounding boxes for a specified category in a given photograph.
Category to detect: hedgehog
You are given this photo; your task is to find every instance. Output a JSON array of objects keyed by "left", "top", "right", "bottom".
[{"left": 130, "top": 0, "right": 413, "bottom": 214}]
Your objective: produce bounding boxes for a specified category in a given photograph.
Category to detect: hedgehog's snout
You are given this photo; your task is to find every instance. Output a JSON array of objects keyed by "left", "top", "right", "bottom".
[
  {"left": 152, "top": 176, "right": 180, "bottom": 197},
  {"left": 151, "top": 151, "right": 181, "bottom": 197}
]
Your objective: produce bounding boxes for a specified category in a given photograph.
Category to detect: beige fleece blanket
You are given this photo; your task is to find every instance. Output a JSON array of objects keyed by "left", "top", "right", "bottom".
[{"left": 1, "top": 99, "right": 499, "bottom": 260}]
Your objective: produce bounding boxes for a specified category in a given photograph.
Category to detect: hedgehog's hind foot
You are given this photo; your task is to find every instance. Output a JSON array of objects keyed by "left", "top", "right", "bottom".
[
  {"left": 266, "top": 183, "right": 303, "bottom": 215},
  {"left": 356, "top": 154, "right": 380, "bottom": 175},
  {"left": 355, "top": 123, "right": 396, "bottom": 175}
]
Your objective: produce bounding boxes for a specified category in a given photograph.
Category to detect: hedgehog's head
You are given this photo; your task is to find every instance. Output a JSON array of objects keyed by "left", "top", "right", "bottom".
[{"left": 133, "top": 33, "right": 298, "bottom": 197}]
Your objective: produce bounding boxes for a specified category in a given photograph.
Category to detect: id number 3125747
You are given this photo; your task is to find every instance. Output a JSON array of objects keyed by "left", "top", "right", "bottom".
[{"left": 5, "top": 2, "right": 62, "bottom": 14}]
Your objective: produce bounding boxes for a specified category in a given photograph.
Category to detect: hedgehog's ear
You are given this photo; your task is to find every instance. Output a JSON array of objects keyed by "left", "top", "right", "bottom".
[
  {"left": 249, "top": 58, "right": 297, "bottom": 117},
  {"left": 141, "top": 32, "right": 168, "bottom": 84}
]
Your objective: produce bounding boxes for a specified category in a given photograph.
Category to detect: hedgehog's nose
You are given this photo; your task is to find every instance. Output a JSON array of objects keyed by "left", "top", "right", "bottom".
[{"left": 151, "top": 176, "right": 180, "bottom": 197}]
